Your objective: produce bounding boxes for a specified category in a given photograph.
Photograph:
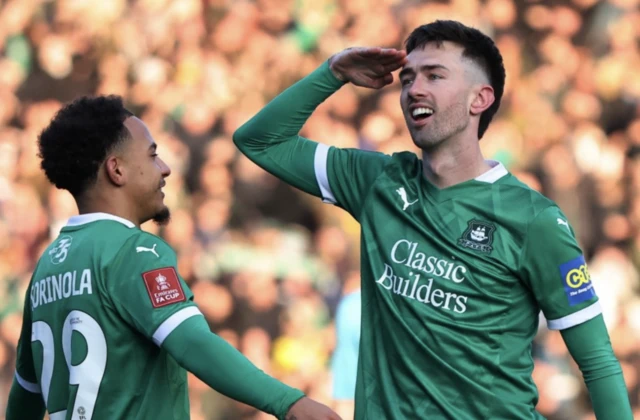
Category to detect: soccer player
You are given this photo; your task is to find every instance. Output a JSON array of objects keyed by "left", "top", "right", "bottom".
[
  {"left": 6, "top": 96, "right": 341, "bottom": 420},
  {"left": 233, "top": 20, "right": 633, "bottom": 419}
]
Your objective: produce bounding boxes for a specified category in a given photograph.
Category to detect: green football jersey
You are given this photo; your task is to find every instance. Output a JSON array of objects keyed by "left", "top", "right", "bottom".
[
  {"left": 13, "top": 213, "right": 202, "bottom": 420},
  {"left": 315, "top": 148, "right": 600, "bottom": 419}
]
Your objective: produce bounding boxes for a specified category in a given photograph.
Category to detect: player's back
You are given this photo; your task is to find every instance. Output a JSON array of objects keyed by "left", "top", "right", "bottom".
[{"left": 26, "top": 214, "right": 191, "bottom": 420}]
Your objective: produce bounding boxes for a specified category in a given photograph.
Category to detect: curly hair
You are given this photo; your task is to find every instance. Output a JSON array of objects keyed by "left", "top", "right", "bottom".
[
  {"left": 38, "top": 95, "right": 133, "bottom": 197},
  {"left": 405, "top": 20, "right": 506, "bottom": 139}
]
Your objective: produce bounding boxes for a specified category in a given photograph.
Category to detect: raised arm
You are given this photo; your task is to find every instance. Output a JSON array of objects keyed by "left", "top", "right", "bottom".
[{"left": 233, "top": 48, "right": 406, "bottom": 220}]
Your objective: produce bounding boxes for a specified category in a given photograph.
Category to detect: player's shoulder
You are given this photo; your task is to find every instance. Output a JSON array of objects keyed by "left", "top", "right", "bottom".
[
  {"left": 117, "top": 230, "right": 176, "bottom": 259},
  {"left": 496, "top": 172, "right": 560, "bottom": 223}
]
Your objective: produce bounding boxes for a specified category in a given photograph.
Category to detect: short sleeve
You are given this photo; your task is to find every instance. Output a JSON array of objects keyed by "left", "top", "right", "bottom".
[
  {"left": 315, "top": 145, "right": 390, "bottom": 221},
  {"left": 519, "top": 206, "right": 600, "bottom": 330},
  {"left": 105, "top": 233, "right": 202, "bottom": 346}
]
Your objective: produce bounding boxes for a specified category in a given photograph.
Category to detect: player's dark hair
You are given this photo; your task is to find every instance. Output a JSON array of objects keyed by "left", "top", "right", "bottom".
[
  {"left": 38, "top": 95, "right": 133, "bottom": 198},
  {"left": 404, "top": 20, "right": 506, "bottom": 139}
]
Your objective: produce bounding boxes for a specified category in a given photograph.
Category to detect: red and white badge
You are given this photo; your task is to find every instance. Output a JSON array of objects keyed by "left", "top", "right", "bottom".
[{"left": 141, "top": 267, "right": 186, "bottom": 308}]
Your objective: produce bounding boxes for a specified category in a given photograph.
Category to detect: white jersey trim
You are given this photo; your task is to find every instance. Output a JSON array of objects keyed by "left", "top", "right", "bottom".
[
  {"left": 152, "top": 306, "right": 203, "bottom": 346},
  {"left": 15, "top": 371, "right": 40, "bottom": 393},
  {"left": 314, "top": 143, "right": 337, "bottom": 204},
  {"left": 66, "top": 212, "right": 136, "bottom": 228},
  {"left": 546, "top": 301, "right": 602, "bottom": 330},
  {"left": 475, "top": 160, "right": 508, "bottom": 184}
]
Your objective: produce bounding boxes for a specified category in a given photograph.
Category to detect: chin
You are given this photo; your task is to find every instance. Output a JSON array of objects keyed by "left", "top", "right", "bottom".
[
  {"left": 411, "top": 135, "right": 442, "bottom": 150},
  {"left": 151, "top": 206, "right": 171, "bottom": 226}
]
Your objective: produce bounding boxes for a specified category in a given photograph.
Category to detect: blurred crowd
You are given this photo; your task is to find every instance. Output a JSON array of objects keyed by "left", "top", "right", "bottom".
[{"left": 0, "top": 0, "right": 639, "bottom": 419}]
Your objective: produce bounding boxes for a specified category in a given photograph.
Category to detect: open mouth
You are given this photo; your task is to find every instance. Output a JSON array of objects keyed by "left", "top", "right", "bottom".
[{"left": 411, "top": 107, "right": 434, "bottom": 122}]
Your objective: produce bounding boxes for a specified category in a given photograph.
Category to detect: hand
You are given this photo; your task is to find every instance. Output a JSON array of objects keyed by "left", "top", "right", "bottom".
[
  {"left": 328, "top": 47, "right": 407, "bottom": 89},
  {"left": 285, "top": 397, "right": 343, "bottom": 420}
]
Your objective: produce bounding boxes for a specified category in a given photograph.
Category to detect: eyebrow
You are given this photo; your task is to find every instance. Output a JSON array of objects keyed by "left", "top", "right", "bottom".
[{"left": 399, "top": 64, "right": 450, "bottom": 79}]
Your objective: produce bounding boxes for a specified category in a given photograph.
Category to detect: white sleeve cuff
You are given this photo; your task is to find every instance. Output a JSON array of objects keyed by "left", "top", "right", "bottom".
[
  {"left": 546, "top": 301, "right": 602, "bottom": 330},
  {"left": 15, "top": 371, "right": 41, "bottom": 393},
  {"left": 152, "top": 306, "right": 203, "bottom": 346}
]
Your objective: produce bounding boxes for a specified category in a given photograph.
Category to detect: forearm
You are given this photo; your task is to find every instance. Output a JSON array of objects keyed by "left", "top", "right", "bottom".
[
  {"left": 163, "top": 316, "right": 304, "bottom": 420},
  {"left": 233, "top": 60, "right": 345, "bottom": 148},
  {"left": 5, "top": 377, "right": 46, "bottom": 420},
  {"left": 232, "top": 62, "right": 345, "bottom": 196},
  {"left": 561, "top": 315, "right": 633, "bottom": 419}
]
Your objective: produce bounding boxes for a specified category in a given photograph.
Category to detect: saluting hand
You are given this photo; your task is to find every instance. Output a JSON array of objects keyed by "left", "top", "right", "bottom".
[{"left": 328, "top": 47, "right": 407, "bottom": 89}]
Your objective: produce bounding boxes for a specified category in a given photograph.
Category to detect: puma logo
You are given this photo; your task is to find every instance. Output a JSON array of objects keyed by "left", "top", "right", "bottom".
[
  {"left": 396, "top": 187, "right": 418, "bottom": 211},
  {"left": 136, "top": 244, "right": 159, "bottom": 258},
  {"left": 557, "top": 218, "right": 570, "bottom": 230}
]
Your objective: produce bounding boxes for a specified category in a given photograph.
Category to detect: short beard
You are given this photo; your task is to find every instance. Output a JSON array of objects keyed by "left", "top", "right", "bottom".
[{"left": 152, "top": 206, "right": 171, "bottom": 226}]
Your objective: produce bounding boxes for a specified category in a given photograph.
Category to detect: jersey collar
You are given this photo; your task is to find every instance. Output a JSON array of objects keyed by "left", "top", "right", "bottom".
[
  {"left": 422, "top": 160, "right": 509, "bottom": 203},
  {"left": 475, "top": 160, "right": 508, "bottom": 183},
  {"left": 65, "top": 212, "right": 136, "bottom": 228}
]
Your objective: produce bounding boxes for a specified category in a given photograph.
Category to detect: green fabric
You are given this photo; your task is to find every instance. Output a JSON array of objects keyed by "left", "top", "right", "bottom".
[
  {"left": 5, "top": 377, "right": 46, "bottom": 420},
  {"left": 233, "top": 60, "right": 344, "bottom": 198},
  {"left": 163, "top": 315, "right": 305, "bottom": 420},
  {"left": 561, "top": 315, "right": 633, "bottom": 419},
  {"left": 232, "top": 60, "right": 629, "bottom": 419}
]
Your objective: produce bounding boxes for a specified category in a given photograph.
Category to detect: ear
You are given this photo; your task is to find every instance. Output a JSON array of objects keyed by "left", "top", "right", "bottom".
[
  {"left": 104, "top": 155, "right": 126, "bottom": 187},
  {"left": 469, "top": 84, "right": 495, "bottom": 116}
]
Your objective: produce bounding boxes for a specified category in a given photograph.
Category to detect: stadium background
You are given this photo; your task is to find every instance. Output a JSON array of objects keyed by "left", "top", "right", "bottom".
[{"left": 0, "top": 0, "right": 638, "bottom": 418}]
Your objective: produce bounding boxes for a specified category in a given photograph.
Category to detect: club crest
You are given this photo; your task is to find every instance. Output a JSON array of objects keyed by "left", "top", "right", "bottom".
[{"left": 459, "top": 220, "right": 496, "bottom": 253}]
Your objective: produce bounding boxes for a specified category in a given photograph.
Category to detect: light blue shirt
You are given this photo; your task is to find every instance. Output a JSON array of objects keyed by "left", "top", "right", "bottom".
[{"left": 331, "top": 290, "right": 361, "bottom": 400}]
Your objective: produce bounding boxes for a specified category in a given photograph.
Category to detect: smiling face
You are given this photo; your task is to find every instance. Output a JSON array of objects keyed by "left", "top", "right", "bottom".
[
  {"left": 399, "top": 41, "right": 491, "bottom": 151},
  {"left": 121, "top": 117, "right": 172, "bottom": 225}
]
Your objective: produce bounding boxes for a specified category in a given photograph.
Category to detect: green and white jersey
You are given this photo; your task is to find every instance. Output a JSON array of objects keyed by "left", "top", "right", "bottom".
[
  {"left": 315, "top": 147, "right": 600, "bottom": 419},
  {"left": 13, "top": 213, "right": 202, "bottom": 420}
]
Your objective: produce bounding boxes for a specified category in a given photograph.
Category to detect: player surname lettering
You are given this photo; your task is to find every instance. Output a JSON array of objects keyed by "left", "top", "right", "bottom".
[{"left": 30, "top": 269, "right": 93, "bottom": 309}]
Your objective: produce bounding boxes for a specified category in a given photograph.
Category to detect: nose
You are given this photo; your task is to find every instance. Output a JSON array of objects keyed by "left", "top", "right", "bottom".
[
  {"left": 407, "top": 75, "right": 428, "bottom": 100},
  {"left": 159, "top": 157, "right": 171, "bottom": 178}
]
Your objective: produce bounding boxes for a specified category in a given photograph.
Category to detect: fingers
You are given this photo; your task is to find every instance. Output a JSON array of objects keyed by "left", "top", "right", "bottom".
[
  {"left": 358, "top": 47, "right": 384, "bottom": 57},
  {"left": 359, "top": 47, "right": 406, "bottom": 60},
  {"left": 365, "top": 73, "right": 394, "bottom": 90},
  {"left": 382, "top": 59, "right": 406, "bottom": 74}
]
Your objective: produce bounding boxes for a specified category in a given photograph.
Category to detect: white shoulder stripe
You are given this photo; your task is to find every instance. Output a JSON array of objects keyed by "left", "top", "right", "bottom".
[
  {"left": 546, "top": 301, "right": 602, "bottom": 330},
  {"left": 152, "top": 306, "right": 202, "bottom": 346},
  {"left": 15, "top": 371, "right": 41, "bottom": 393},
  {"left": 314, "top": 143, "right": 336, "bottom": 204}
]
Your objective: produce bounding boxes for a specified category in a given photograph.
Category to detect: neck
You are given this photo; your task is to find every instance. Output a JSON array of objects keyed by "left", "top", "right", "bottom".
[
  {"left": 421, "top": 134, "right": 491, "bottom": 189},
  {"left": 76, "top": 191, "right": 140, "bottom": 227}
]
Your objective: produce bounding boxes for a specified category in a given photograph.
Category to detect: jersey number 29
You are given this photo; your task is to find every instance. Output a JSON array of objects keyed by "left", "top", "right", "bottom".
[{"left": 32, "top": 310, "right": 107, "bottom": 420}]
